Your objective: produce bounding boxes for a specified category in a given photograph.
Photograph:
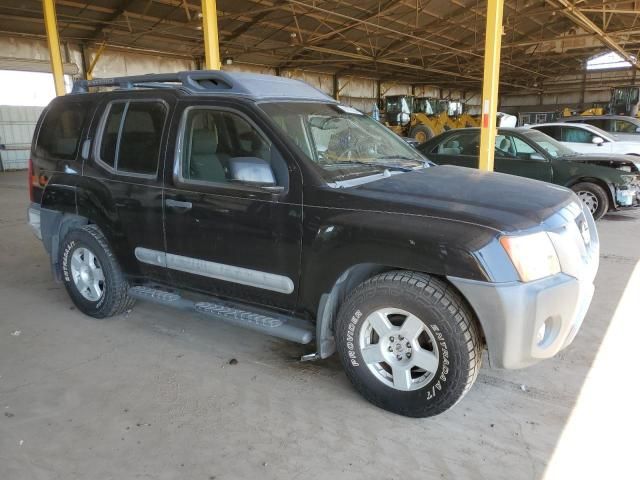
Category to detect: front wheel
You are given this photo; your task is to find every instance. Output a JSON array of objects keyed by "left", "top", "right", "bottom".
[
  {"left": 571, "top": 182, "right": 609, "bottom": 220},
  {"left": 336, "top": 271, "right": 483, "bottom": 418}
]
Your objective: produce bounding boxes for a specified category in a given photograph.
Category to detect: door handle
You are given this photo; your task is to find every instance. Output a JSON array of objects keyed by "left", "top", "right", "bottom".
[{"left": 165, "top": 198, "right": 192, "bottom": 210}]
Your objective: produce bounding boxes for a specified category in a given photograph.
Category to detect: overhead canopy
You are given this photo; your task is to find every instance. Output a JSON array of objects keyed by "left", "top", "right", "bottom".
[{"left": 0, "top": 0, "right": 638, "bottom": 91}]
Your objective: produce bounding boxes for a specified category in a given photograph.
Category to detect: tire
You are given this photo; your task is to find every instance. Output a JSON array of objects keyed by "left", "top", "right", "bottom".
[
  {"left": 571, "top": 182, "right": 609, "bottom": 220},
  {"left": 335, "top": 271, "right": 483, "bottom": 418},
  {"left": 409, "top": 124, "right": 435, "bottom": 144},
  {"left": 59, "top": 224, "right": 135, "bottom": 318}
]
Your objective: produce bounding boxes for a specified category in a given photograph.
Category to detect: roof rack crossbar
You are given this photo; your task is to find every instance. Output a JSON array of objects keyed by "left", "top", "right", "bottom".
[{"left": 71, "top": 71, "right": 251, "bottom": 95}]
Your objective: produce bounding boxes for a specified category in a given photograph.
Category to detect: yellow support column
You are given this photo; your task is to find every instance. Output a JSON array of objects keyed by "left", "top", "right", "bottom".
[
  {"left": 201, "top": 0, "right": 221, "bottom": 70},
  {"left": 42, "top": 0, "right": 66, "bottom": 96},
  {"left": 478, "top": 0, "right": 505, "bottom": 172}
]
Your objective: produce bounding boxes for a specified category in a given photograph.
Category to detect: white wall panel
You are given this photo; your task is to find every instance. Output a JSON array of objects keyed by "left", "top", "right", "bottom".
[{"left": 0, "top": 105, "right": 44, "bottom": 170}]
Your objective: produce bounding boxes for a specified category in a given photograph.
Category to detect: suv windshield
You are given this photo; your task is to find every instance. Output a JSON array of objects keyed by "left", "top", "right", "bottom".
[
  {"left": 260, "top": 102, "right": 427, "bottom": 183},
  {"left": 520, "top": 129, "right": 575, "bottom": 158}
]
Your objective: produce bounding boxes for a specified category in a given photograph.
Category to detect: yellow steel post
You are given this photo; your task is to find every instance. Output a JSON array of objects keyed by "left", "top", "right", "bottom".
[
  {"left": 86, "top": 43, "right": 107, "bottom": 80},
  {"left": 201, "top": 0, "right": 221, "bottom": 70},
  {"left": 478, "top": 0, "right": 505, "bottom": 172},
  {"left": 42, "top": 0, "right": 66, "bottom": 96}
]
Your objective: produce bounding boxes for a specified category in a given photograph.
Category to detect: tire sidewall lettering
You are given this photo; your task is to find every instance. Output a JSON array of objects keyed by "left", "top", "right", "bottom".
[
  {"left": 346, "top": 309, "right": 362, "bottom": 367},
  {"left": 61, "top": 240, "right": 76, "bottom": 283}
]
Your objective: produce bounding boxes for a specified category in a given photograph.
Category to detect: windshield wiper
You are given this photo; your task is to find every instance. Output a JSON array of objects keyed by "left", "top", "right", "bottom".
[{"left": 319, "top": 160, "right": 413, "bottom": 172}]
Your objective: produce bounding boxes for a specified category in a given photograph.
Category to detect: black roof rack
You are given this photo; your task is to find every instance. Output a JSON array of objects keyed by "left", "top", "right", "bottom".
[
  {"left": 72, "top": 70, "right": 247, "bottom": 95},
  {"left": 70, "top": 70, "right": 335, "bottom": 103}
]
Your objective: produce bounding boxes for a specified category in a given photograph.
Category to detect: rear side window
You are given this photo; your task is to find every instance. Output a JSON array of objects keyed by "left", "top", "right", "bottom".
[
  {"left": 533, "top": 126, "right": 558, "bottom": 139},
  {"left": 433, "top": 132, "right": 479, "bottom": 155},
  {"left": 98, "top": 100, "right": 167, "bottom": 176},
  {"left": 36, "top": 101, "right": 89, "bottom": 160}
]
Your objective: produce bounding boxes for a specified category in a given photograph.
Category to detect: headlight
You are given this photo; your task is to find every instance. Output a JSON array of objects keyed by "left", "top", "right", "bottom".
[{"left": 500, "top": 232, "right": 561, "bottom": 282}]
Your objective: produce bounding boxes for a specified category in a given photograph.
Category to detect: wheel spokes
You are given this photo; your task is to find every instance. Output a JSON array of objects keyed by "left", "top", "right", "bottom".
[
  {"left": 411, "top": 348, "right": 438, "bottom": 373},
  {"left": 367, "top": 310, "right": 393, "bottom": 336},
  {"left": 70, "top": 254, "right": 83, "bottom": 274},
  {"left": 89, "top": 282, "right": 102, "bottom": 300},
  {"left": 391, "top": 365, "right": 412, "bottom": 390},
  {"left": 361, "top": 344, "right": 385, "bottom": 365},
  {"left": 401, "top": 314, "right": 425, "bottom": 340}
]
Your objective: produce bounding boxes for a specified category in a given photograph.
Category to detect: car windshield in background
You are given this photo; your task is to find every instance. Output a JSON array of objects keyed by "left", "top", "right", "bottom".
[
  {"left": 521, "top": 129, "right": 576, "bottom": 158},
  {"left": 259, "top": 102, "right": 427, "bottom": 183}
]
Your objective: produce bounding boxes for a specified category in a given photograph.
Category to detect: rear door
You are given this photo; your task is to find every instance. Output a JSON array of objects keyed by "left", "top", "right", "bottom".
[
  {"left": 161, "top": 99, "right": 303, "bottom": 311},
  {"left": 83, "top": 91, "right": 175, "bottom": 283},
  {"left": 494, "top": 133, "right": 553, "bottom": 182}
]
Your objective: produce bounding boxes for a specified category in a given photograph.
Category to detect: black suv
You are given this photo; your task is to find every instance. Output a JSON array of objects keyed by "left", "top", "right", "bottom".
[{"left": 28, "top": 71, "right": 599, "bottom": 418}]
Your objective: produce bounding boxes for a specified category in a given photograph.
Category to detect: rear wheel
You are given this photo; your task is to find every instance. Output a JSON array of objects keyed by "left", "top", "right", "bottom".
[
  {"left": 59, "top": 224, "right": 135, "bottom": 318},
  {"left": 571, "top": 182, "right": 609, "bottom": 220},
  {"left": 409, "top": 124, "right": 435, "bottom": 144},
  {"left": 336, "top": 271, "right": 483, "bottom": 418}
]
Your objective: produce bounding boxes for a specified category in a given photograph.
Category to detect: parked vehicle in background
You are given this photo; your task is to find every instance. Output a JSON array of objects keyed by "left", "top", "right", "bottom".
[
  {"left": 528, "top": 123, "right": 640, "bottom": 156},
  {"left": 559, "top": 115, "right": 640, "bottom": 141},
  {"left": 419, "top": 127, "right": 640, "bottom": 219},
  {"left": 28, "top": 71, "right": 599, "bottom": 418},
  {"left": 382, "top": 94, "right": 479, "bottom": 144}
]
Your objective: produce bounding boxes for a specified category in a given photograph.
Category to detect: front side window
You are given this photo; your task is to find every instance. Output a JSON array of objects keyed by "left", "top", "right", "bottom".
[
  {"left": 36, "top": 101, "right": 89, "bottom": 160},
  {"left": 178, "top": 108, "right": 286, "bottom": 187},
  {"left": 98, "top": 100, "right": 166, "bottom": 175},
  {"left": 259, "top": 102, "right": 427, "bottom": 184},
  {"left": 561, "top": 127, "right": 593, "bottom": 143}
]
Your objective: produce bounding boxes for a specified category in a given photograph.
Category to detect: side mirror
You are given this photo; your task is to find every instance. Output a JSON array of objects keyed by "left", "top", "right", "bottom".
[
  {"left": 529, "top": 152, "right": 546, "bottom": 161},
  {"left": 229, "top": 157, "right": 281, "bottom": 192},
  {"left": 592, "top": 136, "right": 605, "bottom": 145}
]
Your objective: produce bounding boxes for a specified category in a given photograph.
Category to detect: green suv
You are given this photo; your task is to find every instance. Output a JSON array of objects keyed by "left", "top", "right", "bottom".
[{"left": 419, "top": 127, "right": 640, "bottom": 219}]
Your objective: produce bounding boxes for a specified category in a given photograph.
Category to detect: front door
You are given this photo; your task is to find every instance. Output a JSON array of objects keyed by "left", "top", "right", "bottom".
[
  {"left": 494, "top": 133, "right": 553, "bottom": 183},
  {"left": 161, "top": 100, "right": 303, "bottom": 312}
]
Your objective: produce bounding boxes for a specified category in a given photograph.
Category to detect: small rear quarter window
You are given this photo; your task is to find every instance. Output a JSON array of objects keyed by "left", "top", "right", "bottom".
[{"left": 36, "top": 101, "right": 89, "bottom": 160}]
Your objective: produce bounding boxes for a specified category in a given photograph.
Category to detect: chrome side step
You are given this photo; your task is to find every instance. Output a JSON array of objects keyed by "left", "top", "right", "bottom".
[{"left": 128, "top": 286, "right": 314, "bottom": 344}]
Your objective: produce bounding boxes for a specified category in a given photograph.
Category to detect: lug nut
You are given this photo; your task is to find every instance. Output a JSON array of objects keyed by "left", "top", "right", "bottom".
[
  {"left": 406, "top": 342, "right": 411, "bottom": 348},
  {"left": 406, "top": 352, "right": 412, "bottom": 359},
  {"left": 396, "top": 355, "right": 402, "bottom": 361},
  {"left": 389, "top": 336, "right": 394, "bottom": 342},
  {"left": 398, "top": 335, "right": 404, "bottom": 341},
  {"left": 388, "top": 346, "right": 393, "bottom": 352}
]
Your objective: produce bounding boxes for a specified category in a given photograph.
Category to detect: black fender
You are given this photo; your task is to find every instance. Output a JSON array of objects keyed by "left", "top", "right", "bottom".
[
  {"left": 40, "top": 173, "right": 138, "bottom": 278},
  {"left": 300, "top": 209, "right": 497, "bottom": 358}
]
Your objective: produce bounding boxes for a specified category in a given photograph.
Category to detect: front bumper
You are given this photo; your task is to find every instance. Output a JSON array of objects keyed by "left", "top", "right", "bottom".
[
  {"left": 450, "top": 201, "right": 599, "bottom": 369},
  {"left": 449, "top": 273, "right": 594, "bottom": 369}
]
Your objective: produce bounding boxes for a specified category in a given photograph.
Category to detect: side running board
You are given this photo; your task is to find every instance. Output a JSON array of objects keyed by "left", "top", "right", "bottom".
[{"left": 128, "top": 286, "right": 314, "bottom": 344}]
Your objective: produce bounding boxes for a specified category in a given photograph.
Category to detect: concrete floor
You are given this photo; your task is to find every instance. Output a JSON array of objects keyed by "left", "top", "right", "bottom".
[{"left": 0, "top": 170, "right": 637, "bottom": 480}]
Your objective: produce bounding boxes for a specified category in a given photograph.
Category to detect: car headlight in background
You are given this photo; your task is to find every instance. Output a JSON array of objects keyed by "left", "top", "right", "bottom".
[{"left": 500, "top": 232, "right": 561, "bottom": 282}]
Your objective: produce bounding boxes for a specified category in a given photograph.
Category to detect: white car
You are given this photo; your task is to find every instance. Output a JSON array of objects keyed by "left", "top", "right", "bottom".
[{"left": 526, "top": 122, "right": 640, "bottom": 156}]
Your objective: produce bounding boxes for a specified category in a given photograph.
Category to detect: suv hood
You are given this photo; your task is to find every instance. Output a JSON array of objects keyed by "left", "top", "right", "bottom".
[
  {"left": 561, "top": 153, "right": 640, "bottom": 172},
  {"left": 343, "top": 165, "right": 575, "bottom": 233}
]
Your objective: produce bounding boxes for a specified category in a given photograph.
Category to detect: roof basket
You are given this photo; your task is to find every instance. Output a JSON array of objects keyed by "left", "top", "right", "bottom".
[{"left": 71, "top": 70, "right": 252, "bottom": 95}]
